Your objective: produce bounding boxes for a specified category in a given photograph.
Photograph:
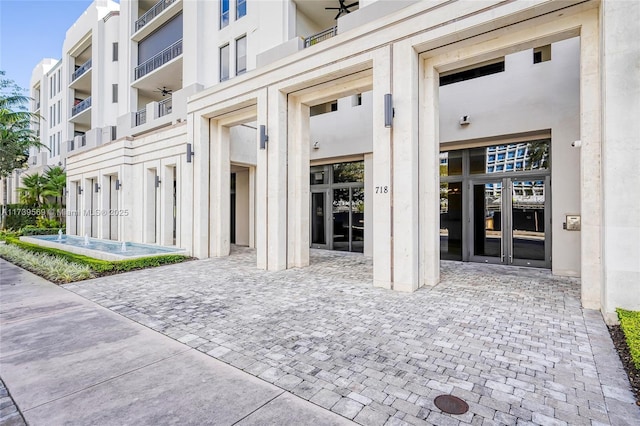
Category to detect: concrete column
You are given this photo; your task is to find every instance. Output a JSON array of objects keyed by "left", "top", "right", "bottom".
[
  {"left": 191, "top": 115, "right": 210, "bottom": 258},
  {"left": 98, "top": 174, "right": 110, "bottom": 239},
  {"left": 579, "top": 9, "right": 602, "bottom": 310},
  {"left": 256, "top": 89, "right": 268, "bottom": 269},
  {"left": 392, "top": 40, "right": 420, "bottom": 292},
  {"left": 364, "top": 154, "right": 373, "bottom": 257},
  {"left": 372, "top": 46, "right": 393, "bottom": 289},
  {"left": 249, "top": 166, "right": 256, "bottom": 248},
  {"left": 266, "top": 86, "right": 288, "bottom": 270},
  {"left": 235, "top": 169, "right": 250, "bottom": 246},
  {"left": 287, "top": 96, "right": 310, "bottom": 268},
  {"left": 120, "top": 164, "right": 135, "bottom": 242},
  {"left": 160, "top": 163, "right": 175, "bottom": 246},
  {"left": 210, "top": 122, "right": 230, "bottom": 256},
  {"left": 421, "top": 58, "right": 440, "bottom": 288},
  {"left": 600, "top": 1, "right": 640, "bottom": 318}
]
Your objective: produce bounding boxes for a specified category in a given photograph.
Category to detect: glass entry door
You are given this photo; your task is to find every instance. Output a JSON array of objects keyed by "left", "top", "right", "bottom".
[
  {"left": 311, "top": 190, "right": 328, "bottom": 249},
  {"left": 469, "top": 177, "right": 549, "bottom": 267}
]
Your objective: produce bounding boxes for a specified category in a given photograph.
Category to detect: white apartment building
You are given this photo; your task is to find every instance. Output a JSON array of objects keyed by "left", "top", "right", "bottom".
[{"left": 3, "top": 0, "right": 639, "bottom": 321}]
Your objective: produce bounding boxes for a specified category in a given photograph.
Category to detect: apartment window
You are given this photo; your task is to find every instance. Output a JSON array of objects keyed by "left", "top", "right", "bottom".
[
  {"left": 57, "top": 132, "right": 61, "bottom": 156},
  {"left": 112, "top": 42, "right": 119, "bottom": 61},
  {"left": 112, "top": 84, "right": 118, "bottom": 103},
  {"left": 533, "top": 45, "right": 551, "bottom": 64},
  {"left": 236, "top": 35, "right": 246, "bottom": 75},
  {"left": 49, "top": 106, "right": 53, "bottom": 128},
  {"left": 57, "top": 69, "right": 61, "bottom": 92},
  {"left": 57, "top": 100, "right": 61, "bottom": 124},
  {"left": 49, "top": 77, "right": 53, "bottom": 98},
  {"left": 352, "top": 93, "right": 362, "bottom": 106},
  {"left": 237, "top": 0, "right": 246, "bottom": 19},
  {"left": 49, "top": 135, "right": 53, "bottom": 157},
  {"left": 220, "top": 44, "right": 229, "bottom": 81},
  {"left": 220, "top": 0, "right": 229, "bottom": 28},
  {"left": 439, "top": 59, "right": 505, "bottom": 86}
]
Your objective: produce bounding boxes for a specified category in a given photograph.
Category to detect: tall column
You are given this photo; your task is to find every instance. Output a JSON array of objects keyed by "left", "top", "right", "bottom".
[
  {"left": 256, "top": 89, "right": 268, "bottom": 269},
  {"left": 392, "top": 40, "right": 420, "bottom": 292},
  {"left": 210, "top": 121, "right": 230, "bottom": 256},
  {"left": 600, "top": 1, "right": 640, "bottom": 317},
  {"left": 421, "top": 58, "right": 440, "bottom": 288},
  {"left": 287, "top": 96, "right": 310, "bottom": 268},
  {"left": 372, "top": 46, "right": 393, "bottom": 289},
  {"left": 191, "top": 114, "right": 210, "bottom": 258},
  {"left": 266, "top": 86, "right": 288, "bottom": 270},
  {"left": 579, "top": 9, "right": 602, "bottom": 310}
]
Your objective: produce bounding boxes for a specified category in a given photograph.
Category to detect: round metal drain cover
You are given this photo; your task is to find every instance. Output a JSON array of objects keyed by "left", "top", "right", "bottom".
[{"left": 434, "top": 394, "right": 469, "bottom": 415}]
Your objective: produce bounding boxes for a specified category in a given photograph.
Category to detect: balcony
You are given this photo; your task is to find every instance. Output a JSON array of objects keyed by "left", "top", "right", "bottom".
[
  {"left": 135, "top": 108, "right": 147, "bottom": 127},
  {"left": 70, "top": 97, "right": 91, "bottom": 126},
  {"left": 135, "top": 39, "right": 182, "bottom": 80},
  {"left": 135, "top": 0, "right": 177, "bottom": 32},
  {"left": 304, "top": 26, "right": 337, "bottom": 48},
  {"left": 72, "top": 59, "right": 92, "bottom": 82},
  {"left": 158, "top": 97, "right": 172, "bottom": 117},
  {"left": 72, "top": 97, "right": 91, "bottom": 117}
]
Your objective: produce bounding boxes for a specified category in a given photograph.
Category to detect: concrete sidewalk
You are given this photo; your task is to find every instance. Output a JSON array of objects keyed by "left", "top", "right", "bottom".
[{"left": 0, "top": 259, "right": 354, "bottom": 425}]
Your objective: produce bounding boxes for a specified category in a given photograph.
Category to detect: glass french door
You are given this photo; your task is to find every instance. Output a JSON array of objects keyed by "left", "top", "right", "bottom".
[
  {"left": 469, "top": 177, "right": 549, "bottom": 267},
  {"left": 310, "top": 187, "right": 364, "bottom": 252}
]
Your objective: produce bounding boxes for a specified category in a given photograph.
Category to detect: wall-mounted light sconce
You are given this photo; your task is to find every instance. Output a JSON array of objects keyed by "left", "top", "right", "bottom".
[
  {"left": 115, "top": 179, "right": 122, "bottom": 190},
  {"left": 78, "top": 186, "right": 83, "bottom": 195},
  {"left": 186, "top": 143, "right": 194, "bottom": 163},
  {"left": 259, "top": 125, "right": 269, "bottom": 150},
  {"left": 155, "top": 175, "right": 161, "bottom": 188},
  {"left": 459, "top": 115, "right": 471, "bottom": 126},
  {"left": 384, "top": 94, "right": 394, "bottom": 128},
  {"left": 313, "top": 141, "right": 320, "bottom": 150},
  {"left": 94, "top": 183, "right": 100, "bottom": 193}
]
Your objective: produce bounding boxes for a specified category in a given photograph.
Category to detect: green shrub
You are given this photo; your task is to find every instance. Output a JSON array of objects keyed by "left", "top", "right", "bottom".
[
  {"left": 2, "top": 204, "right": 39, "bottom": 230},
  {"left": 617, "top": 308, "right": 640, "bottom": 369},
  {"left": 0, "top": 244, "right": 94, "bottom": 283},
  {"left": 20, "top": 226, "right": 65, "bottom": 236},
  {"left": 35, "top": 216, "right": 63, "bottom": 229}
]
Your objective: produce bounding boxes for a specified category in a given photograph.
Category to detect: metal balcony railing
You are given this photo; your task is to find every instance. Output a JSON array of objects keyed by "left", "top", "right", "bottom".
[
  {"left": 72, "top": 59, "right": 92, "bottom": 81},
  {"left": 304, "top": 26, "right": 337, "bottom": 48},
  {"left": 158, "top": 97, "right": 173, "bottom": 117},
  {"left": 134, "top": 39, "right": 182, "bottom": 80},
  {"left": 71, "top": 97, "right": 91, "bottom": 116},
  {"left": 135, "top": 108, "right": 147, "bottom": 126},
  {"left": 135, "top": 0, "right": 176, "bottom": 32}
]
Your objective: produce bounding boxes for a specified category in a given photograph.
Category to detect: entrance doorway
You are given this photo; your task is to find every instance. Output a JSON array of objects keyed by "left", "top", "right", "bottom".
[
  {"left": 440, "top": 141, "right": 551, "bottom": 268},
  {"left": 310, "top": 161, "right": 364, "bottom": 253}
]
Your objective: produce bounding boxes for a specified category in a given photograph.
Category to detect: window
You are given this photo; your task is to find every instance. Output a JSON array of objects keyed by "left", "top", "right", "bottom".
[
  {"left": 57, "top": 100, "right": 61, "bottom": 124},
  {"left": 439, "top": 59, "right": 505, "bottom": 86},
  {"left": 236, "top": 36, "right": 246, "bottom": 75},
  {"left": 220, "top": 0, "right": 229, "bottom": 28},
  {"left": 57, "top": 132, "right": 61, "bottom": 156},
  {"left": 57, "top": 69, "right": 61, "bottom": 92},
  {"left": 113, "top": 42, "right": 119, "bottom": 61},
  {"left": 533, "top": 45, "right": 551, "bottom": 64},
  {"left": 112, "top": 84, "right": 118, "bottom": 103},
  {"left": 310, "top": 100, "right": 338, "bottom": 117},
  {"left": 220, "top": 44, "right": 229, "bottom": 81},
  {"left": 352, "top": 93, "right": 362, "bottom": 106},
  {"left": 237, "top": 0, "right": 246, "bottom": 19}
]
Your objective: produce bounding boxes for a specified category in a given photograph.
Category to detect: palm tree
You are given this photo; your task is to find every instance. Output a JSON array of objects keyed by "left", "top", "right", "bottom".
[
  {"left": 1, "top": 70, "right": 44, "bottom": 228},
  {"left": 17, "top": 172, "right": 47, "bottom": 206},
  {"left": 43, "top": 166, "right": 66, "bottom": 207}
]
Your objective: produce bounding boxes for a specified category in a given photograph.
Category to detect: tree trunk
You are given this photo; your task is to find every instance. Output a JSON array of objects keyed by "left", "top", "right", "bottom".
[{"left": 1, "top": 177, "right": 8, "bottom": 229}]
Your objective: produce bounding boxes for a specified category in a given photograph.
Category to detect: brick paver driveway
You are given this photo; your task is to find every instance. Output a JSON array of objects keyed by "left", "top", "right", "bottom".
[{"left": 66, "top": 248, "right": 639, "bottom": 425}]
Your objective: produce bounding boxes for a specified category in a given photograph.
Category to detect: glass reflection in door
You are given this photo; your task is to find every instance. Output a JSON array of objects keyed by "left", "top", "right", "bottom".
[
  {"left": 473, "top": 182, "right": 502, "bottom": 259},
  {"left": 333, "top": 188, "right": 350, "bottom": 251},
  {"left": 511, "top": 180, "right": 545, "bottom": 261},
  {"left": 351, "top": 188, "right": 364, "bottom": 253},
  {"left": 311, "top": 192, "right": 326, "bottom": 246}
]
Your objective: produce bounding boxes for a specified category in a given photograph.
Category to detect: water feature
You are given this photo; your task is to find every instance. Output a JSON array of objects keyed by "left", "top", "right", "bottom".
[
  {"left": 57, "top": 229, "right": 63, "bottom": 241},
  {"left": 23, "top": 234, "right": 186, "bottom": 260}
]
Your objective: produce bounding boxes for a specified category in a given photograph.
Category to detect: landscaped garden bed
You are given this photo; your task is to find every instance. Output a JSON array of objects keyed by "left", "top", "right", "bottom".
[{"left": 609, "top": 308, "right": 640, "bottom": 406}]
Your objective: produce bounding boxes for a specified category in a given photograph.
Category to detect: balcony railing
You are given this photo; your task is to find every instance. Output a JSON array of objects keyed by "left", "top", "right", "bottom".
[
  {"left": 72, "top": 59, "right": 92, "bottom": 82},
  {"left": 71, "top": 97, "right": 92, "bottom": 116},
  {"left": 135, "top": 108, "right": 147, "bottom": 126},
  {"left": 135, "top": 39, "right": 183, "bottom": 80},
  {"left": 135, "top": 0, "right": 176, "bottom": 32},
  {"left": 80, "top": 134, "right": 86, "bottom": 147},
  {"left": 158, "top": 97, "right": 173, "bottom": 117},
  {"left": 304, "top": 26, "right": 337, "bottom": 48}
]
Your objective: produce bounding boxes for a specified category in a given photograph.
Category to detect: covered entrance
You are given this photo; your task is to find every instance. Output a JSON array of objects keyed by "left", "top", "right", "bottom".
[
  {"left": 310, "top": 161, "right": 365, "bottom": 253},
  {"left": 440, "top": 140, "right": 551, "bottom": 268}
]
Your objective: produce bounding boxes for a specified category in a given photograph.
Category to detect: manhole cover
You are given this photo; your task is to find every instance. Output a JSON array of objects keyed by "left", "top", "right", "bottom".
[{"left": 434, "top": 394, "right": 469, "bottom": 415}]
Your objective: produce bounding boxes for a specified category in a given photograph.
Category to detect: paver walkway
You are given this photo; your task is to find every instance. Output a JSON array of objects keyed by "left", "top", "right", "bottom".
[
  {"left": 64, "top": 247, "right": 640, "bottom": 425},
  {"left": 0, "top": 258, "right": 353, "bottom": 425}
]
